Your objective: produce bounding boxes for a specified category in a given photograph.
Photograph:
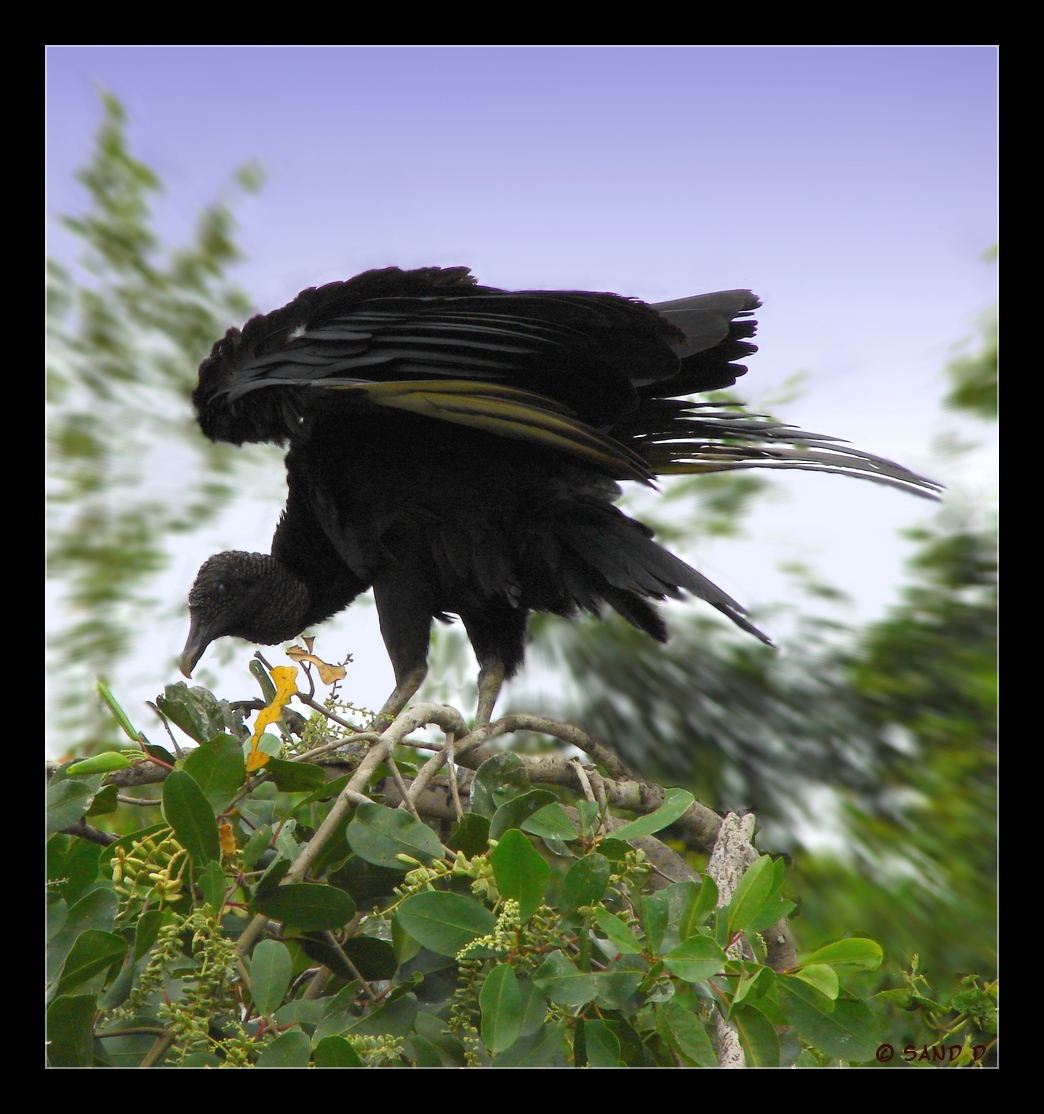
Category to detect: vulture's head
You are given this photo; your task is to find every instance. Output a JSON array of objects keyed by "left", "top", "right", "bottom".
[{"left": 180, "top": 551, "right": 309, "bottom": 677}]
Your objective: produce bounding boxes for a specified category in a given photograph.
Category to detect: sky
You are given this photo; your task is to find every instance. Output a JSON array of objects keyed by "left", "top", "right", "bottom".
[{"left": 46, "top": 46, "right": 998, "bottom": 730}]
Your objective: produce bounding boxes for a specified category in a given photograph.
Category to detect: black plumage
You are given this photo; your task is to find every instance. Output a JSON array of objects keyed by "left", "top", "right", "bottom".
[{"left": 182, "top": 266, "right": 938, "bottom": 723}]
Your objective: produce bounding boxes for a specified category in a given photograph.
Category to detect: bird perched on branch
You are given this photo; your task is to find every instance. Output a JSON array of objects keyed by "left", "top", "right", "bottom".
[{"left": 181, "top": 266, "right": 938, "bottom": 724}]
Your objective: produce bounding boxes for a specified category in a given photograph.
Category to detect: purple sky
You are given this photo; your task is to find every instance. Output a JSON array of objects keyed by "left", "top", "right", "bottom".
[{"left": 47, "top": 47, "right": 997, "bottom": 725}]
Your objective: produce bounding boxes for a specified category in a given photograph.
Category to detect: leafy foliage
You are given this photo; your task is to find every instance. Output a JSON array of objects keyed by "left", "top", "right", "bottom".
[{"left": 46, "top": 679, "right": 994, "bottom": 1067}]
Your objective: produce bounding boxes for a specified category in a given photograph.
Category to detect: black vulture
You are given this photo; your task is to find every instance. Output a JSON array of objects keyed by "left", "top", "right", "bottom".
[{"left": 181, "top": 266, "right": 938, "bottom": 723}]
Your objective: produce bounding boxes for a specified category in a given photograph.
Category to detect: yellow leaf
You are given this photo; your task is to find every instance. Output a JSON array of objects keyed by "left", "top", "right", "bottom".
[
  {"left": 247, "top": 664, "right": 299, "bottom": 771},
  {"left": 285, "top": 646, "right": 347, "bottom": 684},
  {"left": 246, "top": 747, "right": 270, "bottom": 772}
]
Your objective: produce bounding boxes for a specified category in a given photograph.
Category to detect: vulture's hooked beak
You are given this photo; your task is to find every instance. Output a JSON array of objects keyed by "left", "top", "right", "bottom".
[{"left": 180, "top": 614, "right": 212, "bottom": 678}]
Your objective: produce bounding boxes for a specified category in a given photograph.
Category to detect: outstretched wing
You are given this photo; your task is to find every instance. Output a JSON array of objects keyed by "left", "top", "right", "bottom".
[
  {"left": 191, "top": 268, "right": 757, "bottom": 480},
  {"left": 192, "top": 267, "right": 939, "bottom": 498}
]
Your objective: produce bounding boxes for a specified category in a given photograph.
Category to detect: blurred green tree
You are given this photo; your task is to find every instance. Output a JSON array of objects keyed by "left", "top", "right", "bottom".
[
  {"left": 47, "top": 91, "right": 265, "bottom": 750},
  {"left": 518, "top": 281, "right": 997, "bottom": 980}
]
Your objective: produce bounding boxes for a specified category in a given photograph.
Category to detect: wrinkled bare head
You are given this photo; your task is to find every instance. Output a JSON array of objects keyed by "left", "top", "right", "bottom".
[{"left": 180, "top": 551, "right": 309, "bottom": 676}]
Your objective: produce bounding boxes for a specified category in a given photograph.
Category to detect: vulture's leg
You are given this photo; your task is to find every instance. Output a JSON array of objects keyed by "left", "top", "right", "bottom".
[
  {"left": 373, "top": 579, "right": 433, "bottom": 727},
  {"left": 475, "top": 658, "right": 506, "bottom": 727},
  {"left": 462, "top": 607, "right": 528, "bottom": 727}
]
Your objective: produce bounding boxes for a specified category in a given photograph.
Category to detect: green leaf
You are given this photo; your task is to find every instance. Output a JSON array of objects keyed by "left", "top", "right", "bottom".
[
  {"left": 792, "top": 963, "right": 839, "bottom": 1000},
  {"left": 67, "top": 751, "right": 132, "bottom": 775},
  {"left": 250, "top": 659, "right": 278, "bottom": 704},
  {"left": 313, "top": 1035, "right": 363, "bottom": 1067},
  {"left": 470, "top": 753, "right": 529, "bottom": 819},
  {"left": 98, "top": 956, "right": 136, "bottom": 1009},
  {"left": 684, "top": 875, "right": 718, "bottom": 934},
  {"left": 162, "top": 769, "right": 220, "bottom": 867},
  {"left": 327, "top": 855, "right": 405, "bottom": 907},
  {"left": 182, "top": 734, "right": 246, "bottom": 813},
  {"left": 655, "top": 999, "right": 716, "bottom": 1066},
  {"left": 640, "top": 890, "right": 670, "bottom": 954},
  {"left": 396, "top": 892, "right": 495, "bottom": 957},
  {"left": 521, "top": 802, "right": 579, "bottom": 841},
  {"left": 256, "top": 1028, "right": 312, "bottom": 1067},
  {"left": 777, "top": 980, "right": 879, "bottom": 1063},
  {"left": 592, "top": 968, "right": 644, "bottom": 1009},
  {"left": 58, "top": 838, "right": 102, "bottom": 904},
  {"left": 85, "top": 783, "right": 120, "bottom": 816},
  {"left": 251, "top": 939, "right": 293, "bottom": 1016},
  {"left": 156, "top": 683, "right": 238, "bottom": 744},
  {"left": 492, "top": 1022, "right": 569, "bottom": 1067},
  {"left": 346, "top": 802, "right": 444, "bottom": 868},
  {"left": 281, "top": 773, "right": 352, "bottom": 820},
  {"left": 254, "top": 856, "right": 291, "bottom": 899},
  {"left": 46, "top": 994, "right": 97, "bottom": 1066},
  {"left": 576, "top": 800, "right": 600, "bottom": 838},
  {"left": 489, "top": 789, "right": 557, "bottom": 840},
  {"left": 409, "top": 1034, "right": 444, "bottom": 1067},
  {"left": 198, "top": 860, "right": 228, "bottom": 913},
  {"left": 480, "top": 963, "right": 523, "bottom": 1054},
  {"left": 251, "top": 883, "right": 355, "bottom": 932},
  {"left": 263, "top": 757, "right": 327, "bottom": 793},
  {"left": 595, "top": 838, "right": 630, "bottom": 862},
  {"left": 663, "top": 934, "right": 727, "bottom": 984},
  {"left": 242, "top": 825, "right": 273, "bottom": 870},
  {"left": 292, "top": 936, "right": 356, "bottom": 983},
  {"left": 133, "top": 909, "right": 165, "bottom": 963},
  {"left": 800, "top": 938, "right": 883, "bottom": 970},
  {"left": 532, "top": 951, "right": 600, "bottom": 1008},
  {"left": 446, "top": 813, "right": 490, "bottom": 857},
  {"left": 181, "top": 1052, "right": 223, "bottom": 1067},
  {"left": 340, "top": 935, "right": 398, "bottom": 981},
  {"left": 55, "top": 930, "right": 128, "bottom": 997},
  {"left": 748, "top": 897, "right": 797, "bottom": 934},
  {"left": 47, "top": 888, "right": 118, "bottom": 989},
  {"left": 603, "top": 1016, "right": 648, "bottom": 1067},
  {"left": 489, "top": 829, "right": 550, "bottom": 922},
  {"left": 732, "top": 1001, "right": 780, "bottom": 1066},
  {"left": 347, "top": 992, "right": 418, "bottom": 1039},
  {"left": 584, "top": 1020, "right": 624, "bottom": 1066},
  {"left": 48, "top": 896, "right": 67, "bottom": 943},
  {"left": 609, "top": 788, "right": 695, "bottom": 841},
  {"left": 272, "top": 998, "right": 329, "bottom": 1027},
  {"left": 732, "top": 962, "right": 775, "bottom": 1008},
  {"left": 726, "top": 854, "right": 776, "bottom": 936},
  {"left": 98, "top": 682, "right": 142, "bottom": 742},
  {"left": 516, "top": 975, "right": 547, "bottom": 1036},
  {"left": 560, "top": 853, "right": 611, "bottom": 917},
  {"left": 592, "top": 910, "right": 645, "bottom": 956},
  {"left": 47, "top": 779, "right": 92, "bottom": 836}
]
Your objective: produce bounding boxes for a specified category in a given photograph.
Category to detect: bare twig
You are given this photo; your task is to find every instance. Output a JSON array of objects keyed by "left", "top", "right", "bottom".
[
  {"left": 444, "top": 734, "right": 464, "bottom": 821},
  {"left": 138, "top": 1027, "right": 177, "bottom": 1068},
  {"left": 147, "top": 701, "right": 185, "bottom": 759},
  {"left": 571, "top": 758, "right": 597, "bottom": 803},
  {"left": 387, "top": 753, "right": 421, "bottom": 819},
  {"left": 294, "top": 732, "right": 381, "bottom": 763},
  {"left": 59, "top": 819, "right": 118, "bottom": 846},
  {"left": 486, "top": 714, "right": 634, "bottom": 781},
  {"left": 322, "top": 931, "right": 379, "bottom": 1001}
]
